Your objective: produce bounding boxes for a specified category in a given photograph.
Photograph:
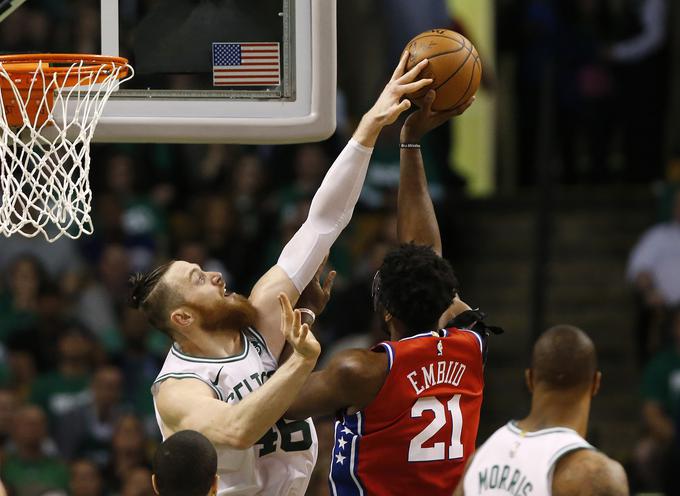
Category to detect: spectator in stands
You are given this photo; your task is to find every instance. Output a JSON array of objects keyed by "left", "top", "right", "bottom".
[
  {"left": 1, "top": 405, "right": 69, "bottom": 496},
  {"left": 0, "top": 389, "right": 17, "bottom": 453},
  {"left": 29, "top": 327, "right": 97, "bottom": 425},
  {"left": 121, "top": 466, "right": 154, "bottom": 496},
  {"left": 113, "top": 308, "right": 164, "bottom": 430},
  {"left": 0, "top": 236, "right": 82, "bottom": 296},
  {"left": 104, "top": 415, "right": 151, "bottom": 493},
  {"left": 69, "top": 459, "right": 104, "bottom": 496},
  {"left": 229, "top": 153, "right": 276, "bottom": 288},
  {"left": 103, "top": 152, "right": 164, "bottom": 270},
  {"left": 6, "top": 283, "right": 69, "bottom": 373},
  {"left": 634, "top": 308, "right": 680, "bottom": 492},
  {"left": 55, "top": 366, "right": 126, "bottom": 463},
  {"left": 152, "top": 430, "right": 218, "bottom": 496},
  {"left": 278, "top": 144, "right": 330, "bottom": 217},
  {"left": 2, "top": 348, "right": 36, "bottom": 402},
  {"left": 627, "top": 189, "right": 680, "bottom": 362},
  {"left": 75, "top": 243, "right": 132, "bottom": 348},
  {"left": 0, "top": 255, "right": 45, "bottom": 341}
]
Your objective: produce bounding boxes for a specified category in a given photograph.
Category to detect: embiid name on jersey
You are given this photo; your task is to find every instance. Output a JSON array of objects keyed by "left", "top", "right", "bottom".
[{"left": 330, "top": 328, "right": 485, "bottom": 496}]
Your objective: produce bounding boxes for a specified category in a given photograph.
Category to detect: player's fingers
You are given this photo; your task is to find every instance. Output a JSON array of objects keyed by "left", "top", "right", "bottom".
[
  {"left": 399, "top": 78, "right": 433, "bottom": 95},
  {"left": 398, "top": 58, "right": 429, "bottom": 84},
  {"left": 293, "top": 309, "right": 301, "bottom": 337},
  {"left": 395, "top": 99, "right": 412, "bottom": 115},
  {"left": 280, "top": 292, "right": 294, "bottom": 319},
  {"left": 323, "top": 270, "right": 337, "bottom": 296},
  {"left": 316, "top": 254, "right": 329, "bottom": 280},
  {"left": 299, "top": 323, "right": 309, "bottom": 342},
  {"left": 391, "top": 50, "right": 410, "bottom": 80}
]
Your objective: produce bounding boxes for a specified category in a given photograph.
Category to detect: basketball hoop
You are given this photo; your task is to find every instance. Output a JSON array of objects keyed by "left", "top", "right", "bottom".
[{"left": 0, "top": 54, "right": 133, "bottom": 241}]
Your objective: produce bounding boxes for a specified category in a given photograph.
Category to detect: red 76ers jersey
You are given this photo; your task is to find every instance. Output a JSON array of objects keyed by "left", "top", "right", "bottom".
[{"left": 329, "top": 328, "right": 484, "bottom": 496}]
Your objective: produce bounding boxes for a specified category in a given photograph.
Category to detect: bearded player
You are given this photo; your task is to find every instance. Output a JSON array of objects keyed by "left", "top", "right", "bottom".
[
  {"left": 129, "top": 53, "right": 433, "bottom": 496},
  {"left": 454, "top": 326, "right": 628, "bottom": 496},
  {"left": 286, "top": 91, "right": 497, "bottom": 496}
]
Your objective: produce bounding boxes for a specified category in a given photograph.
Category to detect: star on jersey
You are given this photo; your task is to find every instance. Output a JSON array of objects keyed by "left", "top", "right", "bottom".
[
  {"left": 337, "top": 437, "right": 347, "bottom": 450},
  {"left": 335, "top": 452, "right": 346, "bottom": 465},
  {"left": 341, "top": 426, "right": 352, "bottom": 436}
]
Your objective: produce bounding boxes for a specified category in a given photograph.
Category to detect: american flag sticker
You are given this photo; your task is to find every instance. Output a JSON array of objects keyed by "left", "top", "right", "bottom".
[{"left": 212, "top": 42, "right": 281, "bottom": 87}]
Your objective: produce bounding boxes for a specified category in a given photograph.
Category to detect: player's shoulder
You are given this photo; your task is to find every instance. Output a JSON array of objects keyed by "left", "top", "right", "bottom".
[
  {"left": 443, "top": 327, "right": 485, "bottom": 354},
  {"left": 552, "top": 448, "right": 629, "bottom": 496},
  {"left": 327, "top": 348, "right": 389, "bottom": 387}
]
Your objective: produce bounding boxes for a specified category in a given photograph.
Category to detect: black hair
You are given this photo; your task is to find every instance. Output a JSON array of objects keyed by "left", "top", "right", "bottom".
[
  {"left": 373, "top": 243, "right": 458, "bottom": 333},
  {"left": 129, "top": 261, "right": 180, "bottom": 336},
  {"left": 152, "top": 430, "right": 217, "bottom": 496},
  {"left": 531, "top": 325, "right": 598, "bottom": 390}
]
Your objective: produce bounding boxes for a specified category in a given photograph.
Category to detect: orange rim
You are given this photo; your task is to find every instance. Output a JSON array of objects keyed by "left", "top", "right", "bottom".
[
  {"left": 0, "top": 53, "right": 131, "bottom": 86},
  {"left": 0, "top": 54, "right": 131, "bottom": 128}
]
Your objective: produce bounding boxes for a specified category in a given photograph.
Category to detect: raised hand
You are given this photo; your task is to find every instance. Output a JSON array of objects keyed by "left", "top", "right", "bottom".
[
  {"left": 354, "top": 51, "right": 433, "bottom": 147},
  {"left": 297, "top": 256, "right": 336, "bottom": 316},
  {"left": 401, "top": 90, "right": 475, "bottom": 143},
  {"left": 367, "top": 52, "right": 433, "bottom": 127},
  {"left": 278, "top": 292, "right": 321, "bottom": 361}
]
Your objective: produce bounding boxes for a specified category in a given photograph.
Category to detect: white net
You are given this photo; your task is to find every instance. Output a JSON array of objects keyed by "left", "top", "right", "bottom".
[{"left": 0, "top": 57, "right": 133, "bottom": 241}]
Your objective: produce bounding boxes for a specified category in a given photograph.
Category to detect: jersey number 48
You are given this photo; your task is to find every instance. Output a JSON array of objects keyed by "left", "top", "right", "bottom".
[
  {"left": 408, "top": 394, "right": 463, "bottom": 462},
  {"left": 256, "top": 419, "right": 313, "bottom": 457}
]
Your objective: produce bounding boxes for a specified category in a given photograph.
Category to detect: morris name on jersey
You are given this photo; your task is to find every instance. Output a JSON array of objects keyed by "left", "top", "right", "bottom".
[{"left": 475, "top": 464, "right": 534, "bottom": 495}]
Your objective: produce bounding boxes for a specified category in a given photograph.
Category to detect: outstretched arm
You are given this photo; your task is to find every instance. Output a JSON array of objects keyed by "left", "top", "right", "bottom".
[
  {"left": 250, "top": 54, "right": 433, "bottom": 358},
  {"left": 155, "top": 294, "right": 320, "bottom": 449},
  {"left": 398, "top": 91, "right": 474, "bottom": 322},
  {"left": 397, "top": 91, "right": 474, "bottom": 255},
  {"left": 286, "top": 348, "right": 388, "bottom": 419}
]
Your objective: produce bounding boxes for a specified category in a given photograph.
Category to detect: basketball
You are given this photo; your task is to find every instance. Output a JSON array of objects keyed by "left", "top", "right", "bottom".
[{"left": 404, "top": 29, "right": 482, "bottom": 111}]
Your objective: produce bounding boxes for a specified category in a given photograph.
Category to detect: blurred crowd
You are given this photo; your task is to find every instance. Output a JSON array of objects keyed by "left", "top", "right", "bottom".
[{"left": 0, "top": 0, "right": 678, "bottom": 495}]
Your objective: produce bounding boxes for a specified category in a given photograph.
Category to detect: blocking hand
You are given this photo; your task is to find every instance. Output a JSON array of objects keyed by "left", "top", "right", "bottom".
[{"left": 279, "top": 293, "right": 321, "bottom": 361}]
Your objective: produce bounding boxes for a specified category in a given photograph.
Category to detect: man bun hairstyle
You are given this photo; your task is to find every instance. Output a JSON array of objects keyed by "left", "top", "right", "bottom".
[
  {"left": 153, "top": 430, "right": 217, "bottom": 496},
  {"left": 128, "top": 261, "right": 180, "bottom": 335},
  {"left": 375, "top": 243, "right": 458, "bottom": 332}
]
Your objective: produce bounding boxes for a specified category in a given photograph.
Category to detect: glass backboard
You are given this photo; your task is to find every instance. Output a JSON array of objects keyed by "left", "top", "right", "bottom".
[{"left": 0, "top": 0, "right": 336, "bottom": 143}]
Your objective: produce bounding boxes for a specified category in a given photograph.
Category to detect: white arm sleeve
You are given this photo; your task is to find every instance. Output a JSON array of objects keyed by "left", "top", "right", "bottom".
[{"left": 277, "top": 138, "right": 373, "bottom": 292}]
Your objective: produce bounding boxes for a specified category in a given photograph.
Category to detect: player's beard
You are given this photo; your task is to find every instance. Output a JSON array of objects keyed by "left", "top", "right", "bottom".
[{"left": 195, "top": 294, "right": 258, "bottom": 333}]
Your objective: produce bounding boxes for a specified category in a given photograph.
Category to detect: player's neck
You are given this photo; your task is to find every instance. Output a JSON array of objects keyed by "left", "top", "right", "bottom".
[
  {"left": 389, "top": 320, "right": 438, "bottom": 341},
  {"left": 518, "top": 390, "right": 591, "bottom": 438},
  {"left": 175, "top": 327, "right": 244, "bottom": 359}
]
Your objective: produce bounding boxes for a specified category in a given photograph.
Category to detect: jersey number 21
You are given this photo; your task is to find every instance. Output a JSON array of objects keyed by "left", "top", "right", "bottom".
[{"left": 408, "top": 394, "right": 463, "bottom": 462}]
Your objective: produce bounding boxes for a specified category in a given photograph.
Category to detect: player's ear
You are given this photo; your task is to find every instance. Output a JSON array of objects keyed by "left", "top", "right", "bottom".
[
  {"left": 151, "top": 474, "right": 160, "bottom": 495},
  {"left": 210, "top": 475, "right": 220, "bottom": 495},
  {"left": 591, "top": 371, "right": 602, "bottom": 397},
  {"left": 524, "top": 369, "right": 534, "bottom": 393},
  {"left": 171, "top": 308, "right": 194, "bottom": 328}
]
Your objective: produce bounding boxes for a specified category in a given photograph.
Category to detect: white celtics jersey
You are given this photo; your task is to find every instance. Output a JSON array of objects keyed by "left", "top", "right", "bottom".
[
  {"left": 151, "top": 327, "right": 317, "bottom": 496},
  {"left": 463, "top": 421, "right": 593, "bottom": 496}
]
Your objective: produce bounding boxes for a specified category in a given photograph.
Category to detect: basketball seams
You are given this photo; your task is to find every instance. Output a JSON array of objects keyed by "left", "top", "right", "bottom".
[
  {"left": 445, "top": 57, "right": 479, "bottom": 110},
  {"left": 416, "top": 48, "right": 467, "bottom": 63},
  {"left": 432, "top": 47, "right": 473, "bottom": 93}
]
